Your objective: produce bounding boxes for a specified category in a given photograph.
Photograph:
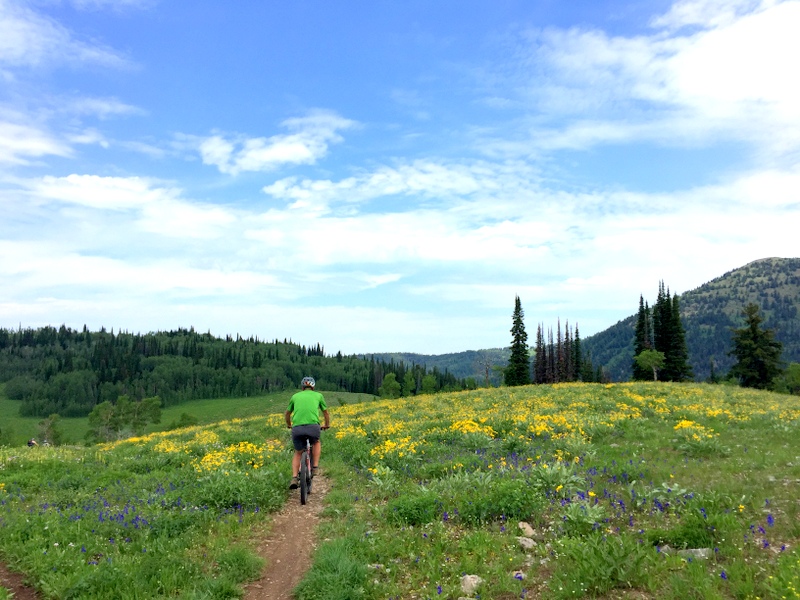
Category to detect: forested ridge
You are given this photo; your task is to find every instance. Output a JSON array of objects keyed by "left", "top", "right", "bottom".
[
  {"left": 0, "top": 326, "right": 463, "bottom": 418},
  {"left": 582, "top": 257, "right": 800, "bottom": 381}
]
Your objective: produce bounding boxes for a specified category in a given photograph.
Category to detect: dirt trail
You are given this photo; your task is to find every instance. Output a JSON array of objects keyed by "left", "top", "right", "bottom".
[
  {"left": 244, "top": 474, "right": 330, "bottom": 600},
  {"left": 0, "top": 477, "right": 329, "bottom": 600},
  {"left": 0, "top": 561, "right": 39, "bottom": 600}
]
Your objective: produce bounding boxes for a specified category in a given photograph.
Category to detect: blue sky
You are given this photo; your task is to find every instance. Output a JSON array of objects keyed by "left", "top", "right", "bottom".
[{"left": 2, "top": 0, "right": 799, "bottom": 355}]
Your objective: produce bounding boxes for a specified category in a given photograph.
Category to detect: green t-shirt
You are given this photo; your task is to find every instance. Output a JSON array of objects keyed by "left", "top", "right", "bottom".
[{"left": 287, "top": 389, "right": 327, "bottom": 426}]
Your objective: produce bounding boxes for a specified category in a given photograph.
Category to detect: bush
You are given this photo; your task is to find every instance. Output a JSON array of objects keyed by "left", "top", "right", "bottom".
[{"left": 387, "top": 490, "right": 441, "bottom": 525}]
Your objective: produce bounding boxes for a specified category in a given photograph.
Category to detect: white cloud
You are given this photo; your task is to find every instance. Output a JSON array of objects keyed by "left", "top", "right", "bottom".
[
  {"left": 30, "top": 174, "right": 177, "bottom": 210},
  {"left": 263, "top": 160, "right": 538, "bottom": 215},
  {"left": 651, "top": 0, "right": 764, "bottom": 30},
  {"left": 0, "top": 120, "right": 72, "bottom": 164},
  {"left": 0, "top": 0, "right": 128, "bottom": 70},
  {"left": 507, "top": 0, "right": 800, "bottom": 157},
  {"left": 0, "top": 248, "right": 283, "bottom": 304},
  {"left": 200, "top": 110, "right": 357, "bottom": 175},
  {"left": 24, "top": 174, "right": 238, "bottom": 239}
]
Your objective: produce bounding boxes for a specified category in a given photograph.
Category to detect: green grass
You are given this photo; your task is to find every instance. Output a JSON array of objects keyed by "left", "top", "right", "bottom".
[
  {"left": 2, "top": 383, "right": 800, "bottom": 599},
  {"left": 0, "top": 385, "right": 373, "bottom": 447}
]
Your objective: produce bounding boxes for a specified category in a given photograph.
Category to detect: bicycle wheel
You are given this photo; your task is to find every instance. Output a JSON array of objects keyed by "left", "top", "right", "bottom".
[{"left": 299, "top": 450, "right": 309, "bottom": 505}]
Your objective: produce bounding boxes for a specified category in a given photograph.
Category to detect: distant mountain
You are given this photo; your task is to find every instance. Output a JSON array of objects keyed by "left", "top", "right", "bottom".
[
  {"left": 365, "top": 348, "right": 511, "bottom": 386},
  {"left": 372, "top": 258, "right": 800, "bottom": 385},
  {"left": 582, "top": 257, "right": 800, "bottom": 381}
]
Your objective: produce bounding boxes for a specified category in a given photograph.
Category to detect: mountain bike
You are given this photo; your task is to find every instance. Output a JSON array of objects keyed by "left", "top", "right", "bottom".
[{"left": 299, "top": 437, "right": 314, "bottom": 505}]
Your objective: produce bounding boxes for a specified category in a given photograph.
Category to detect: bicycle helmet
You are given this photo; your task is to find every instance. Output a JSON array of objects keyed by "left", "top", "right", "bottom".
[{"left": 301, "top": 376, "right": 316, "bottom": 389}]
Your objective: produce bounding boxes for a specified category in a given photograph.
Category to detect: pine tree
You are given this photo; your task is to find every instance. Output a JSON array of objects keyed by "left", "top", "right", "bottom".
[
  {"left": 664, "top": 294, "right": 693, "bottom": 381},
  {"left": 564, "top": 321, "right": 574, "bottom": 381},
  {"left": 728, "top": 303, "right": 784, "bottom": 389},
  {"left": 573, "top": 324, "right": 584, "bottom": 381},
  {"left": 633, "top": 283, "right": 693, "bottom": 382},
  {"left": 505, "top": 296, "right": 531, "bottom": 386},
  {"left": 533, "top": 324, "right": 547, "bottom": 384},
  {"left": 632, "top": 295, "right": 653, "bottom": 380},
  {"left": 556, "top": 319, "right": 566, "bottom": 382}
]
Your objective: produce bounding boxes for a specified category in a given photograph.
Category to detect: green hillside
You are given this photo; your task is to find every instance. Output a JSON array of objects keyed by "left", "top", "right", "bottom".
[
  {"left": 0, "top": 327, "right": 462, "bottom": 419},
  {"left": 0, "top": 384, "right": 373, "bottom": 447},
  {"left": 583, "top": 257, "right": 800, "bottom": 381}
]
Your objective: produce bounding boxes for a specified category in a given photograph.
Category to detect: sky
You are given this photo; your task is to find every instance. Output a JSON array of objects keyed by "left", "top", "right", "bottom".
[{"left": 1, "top": 0, "right": 799, "bottom": 356}]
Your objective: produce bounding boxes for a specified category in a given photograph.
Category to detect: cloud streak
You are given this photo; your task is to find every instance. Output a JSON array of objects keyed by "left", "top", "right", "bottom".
[
  {"left": 199, "top": 111, "right": 357, "bottom": 175},
  {"left": 0, "top": 0, "right": 128, "bottom": 70},
  {"left": 495, "top": 0, "right": 800, "bottom": 158}
]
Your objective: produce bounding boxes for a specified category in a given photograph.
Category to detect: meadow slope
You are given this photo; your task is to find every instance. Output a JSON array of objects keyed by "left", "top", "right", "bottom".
[{"left": 1, "top": 383, "right": 799, "bottom": 599}]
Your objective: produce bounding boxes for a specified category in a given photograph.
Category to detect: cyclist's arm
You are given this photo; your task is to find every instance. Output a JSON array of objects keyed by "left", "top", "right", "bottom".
[
  {"left": 285, "top": 410, "right": 293, "bottom": 429},
  {"left": 321, "top": 409, "right": 330, "bottom": 430}
]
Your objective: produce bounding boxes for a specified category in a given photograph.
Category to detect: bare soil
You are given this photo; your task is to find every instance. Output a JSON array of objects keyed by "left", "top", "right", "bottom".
[
  {"left": 244, "top": 474, "right": 330, "bottom": 600},
  {"left": 0, "top": 475, "right": 330, "bottom": 600},
  {"left": 0, "top": 561, "right": 39, "bottom": 600}
]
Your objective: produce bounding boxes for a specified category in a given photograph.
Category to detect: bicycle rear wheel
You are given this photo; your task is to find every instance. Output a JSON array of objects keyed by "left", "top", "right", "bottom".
[{"left": 299, "top": 450, "right": 309, "bottom": 505}]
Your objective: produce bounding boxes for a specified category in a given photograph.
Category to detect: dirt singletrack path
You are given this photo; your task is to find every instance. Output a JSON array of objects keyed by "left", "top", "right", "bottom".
[
  {"left": 244, "top": 474, "right": 331, "bottom": 600},
  {"left": 1, "top": 476, "right": 329, "bottom": 600},
  {"left": 0, "top": 561, "right": 39, "bottom": 600}
]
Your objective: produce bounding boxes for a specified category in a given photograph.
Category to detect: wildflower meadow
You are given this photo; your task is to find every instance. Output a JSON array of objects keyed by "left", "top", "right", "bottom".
[{"left": 2, "top": 382, "right": 799, "bottom": 599}]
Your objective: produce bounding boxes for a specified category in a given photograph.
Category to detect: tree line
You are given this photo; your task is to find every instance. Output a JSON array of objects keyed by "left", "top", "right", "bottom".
[
  {"left": 631, "top": 282, "right": 693, "bottom": 382},
  {"left": 630, "top": 283, "right": 794, "bottom": 392},
  {"left": 504, "top": 285, "right": 796, "bottom": 393},
  {"left": 505, "top": 296, "right": 603, "bottom": 386},
  {"left": 0, "top": 325, "right": 465, "bottom": 418}
]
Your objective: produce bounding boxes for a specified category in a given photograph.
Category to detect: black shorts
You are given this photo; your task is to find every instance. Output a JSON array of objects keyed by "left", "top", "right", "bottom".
[{"left": 291, "top": 424, "right": 321, "bottom": 451}]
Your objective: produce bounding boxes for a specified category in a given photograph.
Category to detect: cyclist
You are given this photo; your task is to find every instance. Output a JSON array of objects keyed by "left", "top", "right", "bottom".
[{"left": 285, "top": 376, "right": 330, "bottom": 489}]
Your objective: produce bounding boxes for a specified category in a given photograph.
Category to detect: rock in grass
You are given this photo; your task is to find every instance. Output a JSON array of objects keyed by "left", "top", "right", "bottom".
[
  {"left": 679, "top": 548, "right": 712, "bottom": 560},
  {"left": 517, "top": 536, "right": 537, "bottom": 550},
  {"left": 461, "top": 574, "right": 483, "bottom": 594},
  {"left": 659, "top": 545, "right": 712, "bottom": 560},
  {"left": 518, "top": 521, "right": 535, "bottom": 537}
]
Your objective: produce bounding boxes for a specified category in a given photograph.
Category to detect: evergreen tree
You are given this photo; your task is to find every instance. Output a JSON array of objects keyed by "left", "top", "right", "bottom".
[
  {"left": 555, "top": 319, "right": 566, "bottom": 382},
  {"left": 632, "top": 295, "right": 652, "bottom": 380},
  {"left": 573, "top": 324, "right": 584, "bottom": 381},
  {"left": 633, "top": 284, "right": 693, "bottom": 382},
  {"left": 728, "top": 303, "right": 784, "bottom": 389},
  {"left": 505, "top": 296, "right": 531, "bottom": 386},
  {"left": 663, "top": 294, "right": 693, "bottom": 381},
  {"left": 533, "top": 325, "right": 547, "bottom": 384},
  {"left": 546, "top": 328, "right": 556, "bottom": 384},
  {"left": 653, "top": 282, "right": 672, "bottom": 359},
  {"left": 564, "top": 320, "right": 574, "bottom": 381}
]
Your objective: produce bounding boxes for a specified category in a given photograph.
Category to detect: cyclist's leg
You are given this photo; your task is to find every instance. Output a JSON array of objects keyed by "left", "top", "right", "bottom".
[
  {"left": 291, "top": 449, "right": 304, "bottom": 477},
  {"left": 290, "top": 428, "right": 308, "bottom": 488},
  {"left": 311, "top": 438, "right": 321, "bottom": 469}
]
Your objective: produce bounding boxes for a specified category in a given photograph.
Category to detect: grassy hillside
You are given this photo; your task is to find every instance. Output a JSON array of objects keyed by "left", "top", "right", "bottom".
[
  {"left": 583, "top": 257, "right": 800, "bottom": 381},
  {"left": 0, "top": 383, "right": 373, "bottom": 447},
  {"left": 2, "top": 383, "right": 799, "bottom": 599}
]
